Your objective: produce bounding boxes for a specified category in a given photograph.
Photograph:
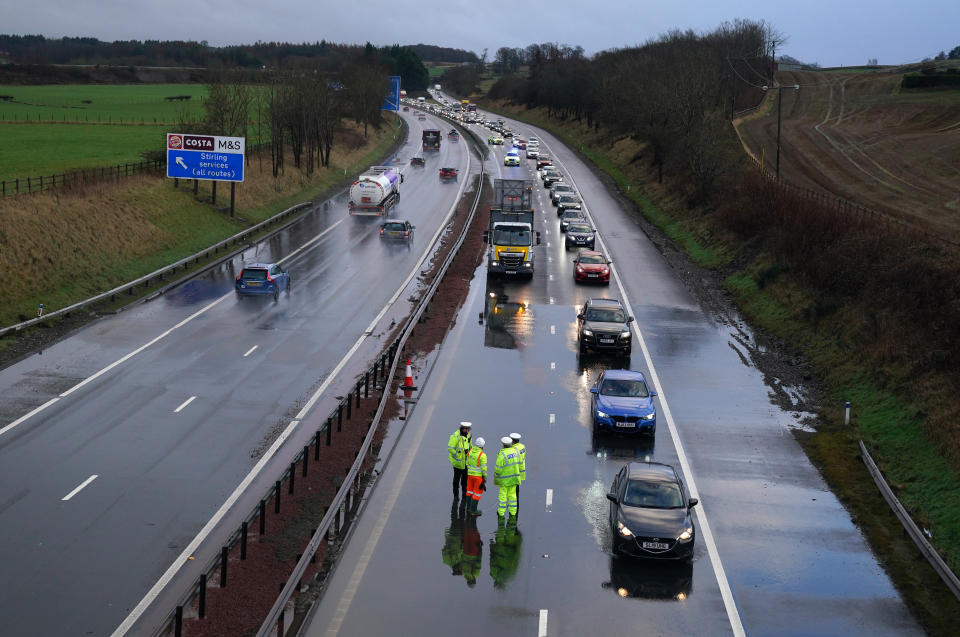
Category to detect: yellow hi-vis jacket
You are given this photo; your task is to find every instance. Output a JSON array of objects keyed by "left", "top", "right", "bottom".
[
  {"left": 448, "top": 430, "right": 471, "bottom": 469},
  {"left": 466, "top": 446, "right": 487, "bottom": 478},
  {"left": 512, "top": 442, "right": 526, "bottom": 482},
  {"left": 494, "top": 447, "right": 521, "bottom": 486}
]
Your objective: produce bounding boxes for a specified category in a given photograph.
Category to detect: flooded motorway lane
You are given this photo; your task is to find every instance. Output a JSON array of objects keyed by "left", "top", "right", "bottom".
[
  {"left": 302, "top": 110, "right": 922, "bottom": 636},
  {"left": 0, "top": 110, "right": 472, "bottom": 636}
]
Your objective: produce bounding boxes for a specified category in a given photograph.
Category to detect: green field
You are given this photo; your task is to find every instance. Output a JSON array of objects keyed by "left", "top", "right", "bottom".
[
  {"left": 0, "top": 84, "right": 207, "bottom": 123},
  {"left": 0, "top": 124, "right": 165, "bottom": 179},
  {"left": 0, "top": 84, "right": 276, "bottom": 181}
]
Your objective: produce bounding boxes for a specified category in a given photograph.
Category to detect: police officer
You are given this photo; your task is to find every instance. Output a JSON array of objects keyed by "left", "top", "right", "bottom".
[
  {"left": 447, "top": 421, "right": 472, "bottom": 499},
  {"left": 494, "top": 436, "right": 522, "bottom": 519},
  {"left": 510, "top": 432, "right": 526, "bottom": 502}
]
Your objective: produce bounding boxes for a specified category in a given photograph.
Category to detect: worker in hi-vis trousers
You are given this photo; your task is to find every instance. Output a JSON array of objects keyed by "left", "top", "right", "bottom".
[
  {"left": 494, "top": 436, "right": 521, "bottom": 518},
  {"left": 510, "top": 432, "right": 526, "bottom": 502},
  {"left": 448, "top": 421, "right": 472, "bottom": 499},
  {"left": 465, "top": 437, "right": 487, "bottom": 516}
]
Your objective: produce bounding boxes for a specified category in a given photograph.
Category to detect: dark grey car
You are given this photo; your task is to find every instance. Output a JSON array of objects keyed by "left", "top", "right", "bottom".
[{"left": 577, "top": 297, "right": 633, "bottom": 355}]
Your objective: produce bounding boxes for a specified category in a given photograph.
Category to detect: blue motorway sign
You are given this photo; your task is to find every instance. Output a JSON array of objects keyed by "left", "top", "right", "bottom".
[
  {"left": 166, "top": 133, "right": 245, "bottom": 182},
  {"left": 382, "top": 76, "right": 401, "bottom": 111}
]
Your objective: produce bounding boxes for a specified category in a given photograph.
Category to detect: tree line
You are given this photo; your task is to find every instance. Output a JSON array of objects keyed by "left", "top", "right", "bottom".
[
  {"left": 487, "top": 21, "right": 778, "bottom": 203},
  {"left": 0, "top": 35, "right": 431, "bottom": 90}
]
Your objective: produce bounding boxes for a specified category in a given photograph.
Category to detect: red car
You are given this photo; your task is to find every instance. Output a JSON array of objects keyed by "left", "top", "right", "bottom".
[
  {"left": 573, "top": 250, "right": 611, "bottom": 284},
  {"left": 439, "top": 167, "right": 458, "bottom": 180},
  {"left": 536, "top": 156, "right": 553, "bottom": 170}
]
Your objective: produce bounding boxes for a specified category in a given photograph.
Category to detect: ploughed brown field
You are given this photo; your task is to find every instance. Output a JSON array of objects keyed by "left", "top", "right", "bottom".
[{"left": 734, "top": 68, "right": 960, "bottom": 243}]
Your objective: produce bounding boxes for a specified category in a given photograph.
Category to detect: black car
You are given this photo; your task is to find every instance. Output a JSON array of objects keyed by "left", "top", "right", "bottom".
[
  {"left": 606, "top": 462, "right": 698, "bottom": 561},
  {"left": 556, "top": 194, "right": 582, "bottom": 213},
  {"left": 542, "top": 171, "right": 563, "bottom": 187},
  {"left": 564, "top": 222, "right": 595, "bottom": 249},
  {"left": 577, "top": 297, "right": 633, "bottom": 355},
  {"left": 560, "top": 208, "right": 587, "bottom": 233}
]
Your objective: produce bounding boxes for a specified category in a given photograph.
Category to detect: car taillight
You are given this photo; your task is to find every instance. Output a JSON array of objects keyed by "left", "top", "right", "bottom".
[
  {"left": 236, "top": 274, "right": 242, "bottom": 281},
  {"left": 403, "top": 231, "right": 409, "bottom": 237},
  {"left": 266, "top": 273, "right": 274, "bottom": 283},
  {"left": 380, "top": 228, "right": 384, "bottom": 235}
]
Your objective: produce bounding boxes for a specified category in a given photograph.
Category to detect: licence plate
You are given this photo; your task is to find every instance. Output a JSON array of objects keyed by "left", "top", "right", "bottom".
[
  {"left": 615, "top": 421, "right": 635, "bottom": 428},
  {"left": 587, "top": 274, "right": 598, "bottom": 278},
  {"left": 247, "top": 281, "right": 261, "bottom": 286},
  {"left": 599, "top": 337, "right": 614, "bottom": 344},
  {"left": 642, "top": 541, "right": 670, "bottom": 550}
]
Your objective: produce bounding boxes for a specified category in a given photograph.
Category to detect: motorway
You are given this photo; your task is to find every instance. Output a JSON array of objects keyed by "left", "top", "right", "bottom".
[
  {"left": 302, "top": 100, "right": 924, "bottom": 636},
  {"left": 0, "top": 109, "right": 472, "bottom": 636}
]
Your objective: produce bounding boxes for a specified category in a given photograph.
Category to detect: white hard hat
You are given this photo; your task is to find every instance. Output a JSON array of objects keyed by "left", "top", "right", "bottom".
[
  {"left": 510, "top": 433, "right": 521, "bottom": 441},
  {"left": 460, "top": 421, "right": 472, "bottom": 428},
  {"left": 475, "top": 437, "right": 485, "bottom": 448},
  {"left": 501, "top": 436, "right": 513, "bottom": 446}
]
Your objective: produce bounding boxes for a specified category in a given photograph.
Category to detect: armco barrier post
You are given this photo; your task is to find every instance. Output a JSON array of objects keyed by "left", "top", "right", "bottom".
[
  {"left": 198, "top": 573, "right": 206, "bottom": 618},
  {"left": 356, "top": 382, "right": 362, "bottom": 407},
  {"left": 326, "top": 417, "right": 332, "bottom": 445},
  {"left": 241, "top": 522, "right": 248, "bottom": 560},
  {"left": 303, "top": 445, "right": 309, "bottom": 476},
  {"left": 175, "top": 606, "right": 182, "bottom": 637},
  {"left": 275, "top": 481, "right": 281, "bottom": 514},
  {"left": 220, "top": 546, "right": 228, "bottom": 587},
  {"left": 337, "top": 405, "right": 343, "bottom": 432},
  {"left": 346, "top": 394, "right": 352, "bottom": 421},
  {"left": 289, "top": 462, "right": 296, "bottom": 494},
  {"left": 364, "top": 372, "right": 370, "bottom": 398},
  {"left": 259, "top": 499, "right": 266, "bottom": 535},
  {"left": 314, "top": 432, "right": 321, "bottom": 460}
]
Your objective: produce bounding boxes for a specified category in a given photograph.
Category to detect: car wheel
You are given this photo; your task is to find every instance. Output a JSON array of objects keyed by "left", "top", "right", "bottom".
[
  {"left": 235, "top": 292, "right": 242, "bottom": 300},
  {"left": 286, "top": 279, "right": 291, "bottom": 293},
  {"left": 273, "top": 288, "right": 279, "bottom": 302},
  {"left": 579, "top": 339, "right": 587, "bottom": 354}
]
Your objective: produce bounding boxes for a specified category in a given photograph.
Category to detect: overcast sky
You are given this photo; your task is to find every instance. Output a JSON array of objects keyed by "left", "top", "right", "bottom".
[{"left": 3, "top": 0, "right": 958, "bottom": 67}]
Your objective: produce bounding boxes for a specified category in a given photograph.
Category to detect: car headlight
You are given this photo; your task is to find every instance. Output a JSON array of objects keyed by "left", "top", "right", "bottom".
[
  {"left": 524, "top": 262, "right": 531, "bottom": 267},
  {"left": 642, "top": 413, "right": 655, "bottom": 420},
  {"left": 617, "top": 521, "right": 633, "bottom": 537},
  {"left": 491, "top": 260, "right": 499, "bottom": 266},
  {"left": 620, "top": 329, "right": 631, "bottom": 339},
  {"left": 678, "top": 527, "right": 693, "bottom": 541},
  {"left": 582, "top": 329, "right": 593, "bottom": 337},
  {"left": 596, "top": 410, "right": 609, "bottom": 419}
]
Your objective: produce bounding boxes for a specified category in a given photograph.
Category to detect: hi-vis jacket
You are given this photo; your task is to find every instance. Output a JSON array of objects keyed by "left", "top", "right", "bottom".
[
  {"left": 448, "top": 430, "right": 472, "bottom": 469},
  {"left": 494, "top": 447, "right": 521, "bottom": 487},
  {"left": 466, "top": 446, "right": 487, "bottom": 478},
  {"left": 512, "top": 442, "right": 526, "bottom": 482}
]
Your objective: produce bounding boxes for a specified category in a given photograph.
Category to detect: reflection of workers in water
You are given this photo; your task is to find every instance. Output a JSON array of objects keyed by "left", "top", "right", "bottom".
[
  {"left": 461, "top": 514, "right": 483, "bottom": 587},
  {"left": 489, "top": 516, "right": 523, "bottom": 588},
  {"left": 441, "top": 498, "right": 466, "bottom": 577}
]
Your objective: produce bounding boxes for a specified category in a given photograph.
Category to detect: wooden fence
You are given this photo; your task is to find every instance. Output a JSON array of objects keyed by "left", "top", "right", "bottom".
[{"left": 0, "top": 159, "right": 165, "bottom": 197}]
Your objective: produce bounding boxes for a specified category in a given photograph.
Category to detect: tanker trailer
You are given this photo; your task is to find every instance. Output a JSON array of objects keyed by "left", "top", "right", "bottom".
[{"left": 348, "top": 166, "right": 402, "bottom": 215}]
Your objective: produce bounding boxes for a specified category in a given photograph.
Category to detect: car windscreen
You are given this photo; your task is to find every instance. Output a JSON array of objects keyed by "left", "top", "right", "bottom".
[
  {"left": 579, "top": 254, "right": 605, "bottom": 264},
  {"left": 623, "top": 480, "right": 684, "bottom": 509},
  {"left": 241, "top": 269, "right": 268, "bottom": 281},
  {"left": 586, "top": 307, "right": 626, "bottom": 323},
  {"left": 600, "top": 378, "right": 648, "bottom": 397},
  {"left": 567, "top": 224, "right": 591, "bottom": 233},
  {"left": 562, "top": 211, "right": 584, "bottom": 219},
  {"left": 493, "top": 227, "right": 531, "bottom": 246}
]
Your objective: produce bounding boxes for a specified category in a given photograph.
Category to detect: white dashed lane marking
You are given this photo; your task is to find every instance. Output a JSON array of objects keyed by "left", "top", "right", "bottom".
[
  {"left": 538, "top": 610, "right": 548, "bottom": 637},
  {"left": 62, "top": 475, "right": 98, "bottom": 501},
  {"left": 173, "top": 396, "right": 196, "bottom": 413},
  {"left": 243, "top": 345, "right": 258, "bottom": 357}
]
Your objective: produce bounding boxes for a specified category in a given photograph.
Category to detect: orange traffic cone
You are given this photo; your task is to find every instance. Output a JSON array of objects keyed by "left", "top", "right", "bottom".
[{"left": 403, "top": 358, "right": 418, "bottom": 392}]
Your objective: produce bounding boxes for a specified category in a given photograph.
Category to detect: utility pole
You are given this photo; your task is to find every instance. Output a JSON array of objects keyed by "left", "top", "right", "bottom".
[{"left": 762, "top": 84, "right": 799, "bottom": 178}]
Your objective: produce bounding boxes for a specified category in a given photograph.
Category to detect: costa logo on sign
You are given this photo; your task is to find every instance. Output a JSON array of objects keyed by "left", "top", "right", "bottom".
[
  {"left": 167, "top": 135, "right": 183, "bottom": 150},
  {"left": 184, "top": 135, "right": 215, "bottom": 150}
]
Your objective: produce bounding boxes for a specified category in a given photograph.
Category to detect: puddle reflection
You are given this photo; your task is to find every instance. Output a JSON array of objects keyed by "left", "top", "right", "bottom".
[{"left": 602, "top": 557, "right": 693, "bottom": 601}]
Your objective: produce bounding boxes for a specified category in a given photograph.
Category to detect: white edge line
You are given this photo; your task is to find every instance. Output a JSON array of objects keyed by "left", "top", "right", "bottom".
[
  {"left": 0, "top": 397, "right": 60, "bottom": 437},
  {"left": 243, "top": 345, "right": 258, "bottom": 357},
  {"left": 62, "top": 474, "right": 98, "bottom": 501},
  {"left": 538, "top": 609, "right": 548, "bottom": 637},
  {"left": 173, "top": 396, "right": 196, "bottom": 414},
  {"left": 112, "top": 134, "right": 473, "bottom": 637},
  {"left": 548, "top": 134, "right": 746, "bottom": 637}
]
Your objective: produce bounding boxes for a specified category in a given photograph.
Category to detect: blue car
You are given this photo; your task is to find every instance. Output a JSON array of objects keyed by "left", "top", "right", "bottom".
[
  {"left": 235, "top": 262, "right": 290, "bottom": 301},
  {"left": 590, "top": 369, "right": 657, "bottom": 435}
]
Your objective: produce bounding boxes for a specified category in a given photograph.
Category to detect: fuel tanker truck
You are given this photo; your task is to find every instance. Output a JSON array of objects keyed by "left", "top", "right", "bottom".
[
  {"left": 483, "top": 179, "right": 540, "bottom": 278},
  {"left": 349, "top": 166, "right": 402, "bottom": 215}
]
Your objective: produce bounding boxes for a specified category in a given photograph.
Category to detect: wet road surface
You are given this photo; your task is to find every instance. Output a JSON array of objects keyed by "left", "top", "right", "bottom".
[
  {"left": 302, "top": 106, "right": 923, "bottom": 636},
  {"left": 0, "top": 109, "right": 472, "bottom": 636}
]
